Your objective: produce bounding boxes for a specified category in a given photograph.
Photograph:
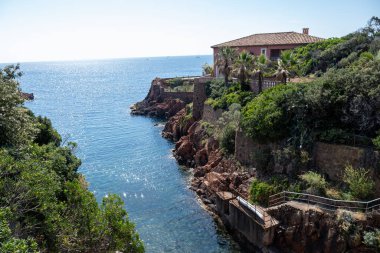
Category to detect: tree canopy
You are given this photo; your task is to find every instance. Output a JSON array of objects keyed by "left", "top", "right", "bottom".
[{"left": 0, "top": 65, "right": 144, "bottom": 252}]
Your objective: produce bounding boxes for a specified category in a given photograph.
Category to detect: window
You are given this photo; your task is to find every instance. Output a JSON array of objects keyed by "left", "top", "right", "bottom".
[
  {"left": 270, "top": 49, "right": 281, "bottom": 60},
  {"left": 261, "top": 48, "right": 267, "bottom": 56}
]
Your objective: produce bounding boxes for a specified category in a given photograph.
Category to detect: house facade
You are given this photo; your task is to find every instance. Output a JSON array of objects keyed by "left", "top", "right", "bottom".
[{"left": 211, "top": 28, "right": 323, "bottom": 76}]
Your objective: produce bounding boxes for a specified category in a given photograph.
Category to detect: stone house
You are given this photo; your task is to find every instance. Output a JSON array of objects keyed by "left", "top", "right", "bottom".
[{"left": 211, "top": 28, "right": 323, "bottom": 76}]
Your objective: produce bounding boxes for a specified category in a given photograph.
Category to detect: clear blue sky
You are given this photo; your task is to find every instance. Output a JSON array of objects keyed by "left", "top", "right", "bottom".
[{"left": 0, "top": 0, "right": 379, "bottom": 62}]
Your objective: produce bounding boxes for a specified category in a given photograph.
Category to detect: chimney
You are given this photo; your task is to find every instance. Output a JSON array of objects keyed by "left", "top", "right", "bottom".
[{"left": 302, "top": 28, "right": 309, "bottom": 35}]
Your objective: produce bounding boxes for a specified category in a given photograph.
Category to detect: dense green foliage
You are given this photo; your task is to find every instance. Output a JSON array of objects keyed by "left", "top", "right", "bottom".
[
  {"left": 206, "top": 80, "right": 255, "bottom": 110},
  {"left": 0, "top": 71, "right": 36, "bottom": 147},
  {"left": 0, "top": 65, "right": 144, "bottom": 252},
  {"left": 0, "top": 208, "right": 38, "bottom": 253},
  {"left": 220, "top": 123, "right": 236, "bottom": 154},
  {"left": 241, "top": 18, "right": 380, "bottom": 203},
  {"left": 291, "top": 38, "right": 346, "bottom": 75},
  {"left": 34, "top": 116, "right": 62, "bottom": 146},
  {"left": 290, "top": 17, "right": 380, "bottom": 76},
  {"left": 249, "top": 180, "right": 274, "bottom": 206},
  {"left": 240, "top": 84, "right": 297, "bottom": 141},
  {"left": 241, "top": 56, "right": 380, "bottom": 148},
  {"left": 343, "top": 165, "right": 375, "bottom": 200},
  {"left": 214, "top": 104, "right": 241, "bottom": 155}
]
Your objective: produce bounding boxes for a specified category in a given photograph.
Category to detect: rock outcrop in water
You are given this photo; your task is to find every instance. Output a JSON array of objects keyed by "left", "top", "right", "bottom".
[
  {"left": 21, "top": 92, "right": 34, "bottom": 100},
  {"left": 131, "top": 78, "right": 191, "bottom": 119}
]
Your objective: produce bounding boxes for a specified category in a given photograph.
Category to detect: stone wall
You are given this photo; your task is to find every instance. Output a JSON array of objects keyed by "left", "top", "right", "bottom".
[
  {"left": 159, "top": 88, "right": 193, "bottom": 103},
  {"left": 235, "top": 130, "right": 278, "bottom": 167},
  {"left": 314, "top": 142, "right": 380, "bottom": 194},
  {"left": 192, "top": 77, "right": 212, "bottom": 120},
  {"left": 235, "top": 134, "right": 380, "bottom": 194},
  {"left": 214, "top": 192, "right": 277, "bottom": 251},
  {"left": 267, "top": 204, "right": 378, "bottom": 253},
  {"left": 201, "top": 104, "right": 223, "bottom": 125}
]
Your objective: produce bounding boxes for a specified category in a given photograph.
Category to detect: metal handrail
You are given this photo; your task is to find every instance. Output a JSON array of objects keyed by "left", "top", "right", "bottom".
[
  {"left": 268, "top": 191, "right": 380, "bottom": 214},
  {"left": 229, "top": 189, "right": 278, "bottom": 229}
]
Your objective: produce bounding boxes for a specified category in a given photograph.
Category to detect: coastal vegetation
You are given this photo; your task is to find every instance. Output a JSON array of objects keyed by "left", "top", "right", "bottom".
[
  {"left": 215, "top": 46, "right": 237, "bottom": 84},
  {"left": 203, "top": 17, "right": 380, "bottom": 205},
  {"left": 0, "top": 66, "right": 144, "bottom": 252},
  {"left": 129, "top": 16, "right": 380, "bottom": 253}
]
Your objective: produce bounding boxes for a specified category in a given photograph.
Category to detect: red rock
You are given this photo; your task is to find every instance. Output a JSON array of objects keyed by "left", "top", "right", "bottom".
[
  {"left": 204, "top": 172, "right": 228, "bottom": 192},
  {"left": 194, "top": 148, "right": 208, "bottom": 166},
  {"left": 174, "top": 136, "right": 195, "bottom": 165}
]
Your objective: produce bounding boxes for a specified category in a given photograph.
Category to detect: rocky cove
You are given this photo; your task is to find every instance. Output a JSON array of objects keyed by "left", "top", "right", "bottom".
[{"left": 131, "top": 76, "right": 380, "bottom": 253}]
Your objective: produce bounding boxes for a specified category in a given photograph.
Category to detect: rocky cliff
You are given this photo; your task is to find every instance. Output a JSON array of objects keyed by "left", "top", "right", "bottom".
[
  {"left": 134, "top": 78, "right": 379, "bottom": 253},
  {"left": 160, "top": 103, "right": 379, "bottom": 253},
  {"left": 131, "top": 78, "right": 189, "bottom": 118},
  {"left": 162, "top": 109, "right": 253, "bottom": 211},
  {"left": 268, "top": 204, "right": 380, "bottom": 253}
]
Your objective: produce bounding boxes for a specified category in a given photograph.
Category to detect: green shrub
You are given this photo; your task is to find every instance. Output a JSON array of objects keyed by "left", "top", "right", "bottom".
[
  {"left": 291, "top": 37, "right": 346, "bottom": 75},
  {"left": 224, "top": 93, "right": 240, "bottom": 105},
  {"left": 373, "top": 132, "right": 380, "bottom": 150},
  {"left": 0, "top": 69, "right": 37, "bottom": 148},
  {"left": 337, "top": 52, "right": 359, "bottom": 68},
  {"left": 299, "top": 171, "right": 327, "bottom": 195},
  {"left": 363, "top": 229, "right": 380, "bottom": 249},
  {"left": 166, "top": 77, "right": 184, "bottom": 87},
  {"left": 205, "top": 79, "right": 227, "bottom": 99},
  {"left": 269, "top": 176, "right": 302, "bottom": 193},
  {"left": 206, "top": 81, "right": 255, "bottom": 110},
  {"left": 241, "top": 53, "right": 380, "bottom": 146},
  {"left": 343, "top": 165, "right": 375, "bottom": 200},
  {"left": 360, "top": 51, "right": 374, "bottom": 60},
  {"left": 35, "top": 116, "right": 62, "bottom": 146},
  {"left": 200, "top": 121, "right": 215, "bottom": 138},
  {"left": 241, "top": 84, "right": 298, "bottom": 141},
  {"left": 216, "top": 103, "right": 241, "bottom": 130},
  {"left": 220, "top": 123, "right": 236, "bottom": 154},
  {"left": 249, "top": 180, "right": 274, "bottom": 206}
]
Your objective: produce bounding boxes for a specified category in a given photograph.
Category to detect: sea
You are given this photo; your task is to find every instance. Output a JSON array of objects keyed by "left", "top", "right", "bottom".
[{"left": 15, "top": 56, "right": 244, "bottom": 253}]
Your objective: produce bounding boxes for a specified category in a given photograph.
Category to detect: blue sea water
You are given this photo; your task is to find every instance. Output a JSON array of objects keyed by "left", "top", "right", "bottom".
[{"left": 16, "top": 56, "right": 243, "bottom": 253}]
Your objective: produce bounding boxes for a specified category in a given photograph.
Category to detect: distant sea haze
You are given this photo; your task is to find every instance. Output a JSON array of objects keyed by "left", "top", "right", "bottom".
[{"left": 18, "top": 56, "right": 245, "bottom": 253}]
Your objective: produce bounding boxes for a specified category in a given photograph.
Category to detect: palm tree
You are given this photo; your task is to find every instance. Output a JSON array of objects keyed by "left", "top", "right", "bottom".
[
  {"left": 233, "top": 50, "right": 254, "bottom": 90},
  {"left": 276, "top": 51, "right": 297, "bottom": 84},
  {"left": 252, "top": 54, "right": 268, "bottom": 93},
  {"left": 216, "top": 47, "right": 237, "bottom": 84},
  {"left": 202, "top": 63, "right": 214, "bottom": 76}
]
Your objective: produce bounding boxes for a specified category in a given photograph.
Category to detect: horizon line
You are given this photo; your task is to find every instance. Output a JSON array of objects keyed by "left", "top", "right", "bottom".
[{"left": 0, "top": 54, "right": 213, "bottom": 65}]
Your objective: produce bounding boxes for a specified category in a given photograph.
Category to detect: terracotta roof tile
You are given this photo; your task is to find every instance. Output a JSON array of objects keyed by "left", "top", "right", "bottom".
[{"left": 211, "top": 32, "right": 324, "bottom": 48}]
